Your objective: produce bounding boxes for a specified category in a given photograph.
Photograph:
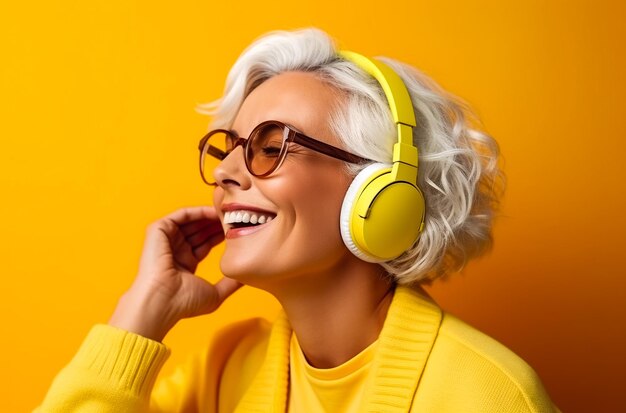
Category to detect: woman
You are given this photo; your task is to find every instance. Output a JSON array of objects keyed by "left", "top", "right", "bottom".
[{"left": 36, "top": 28, "right": 558, "bottom": 412}]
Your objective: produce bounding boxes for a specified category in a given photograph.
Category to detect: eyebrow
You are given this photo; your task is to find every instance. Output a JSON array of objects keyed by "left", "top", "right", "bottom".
[{"left": 229, "top": 121, "right": 304, "bottom": 139}]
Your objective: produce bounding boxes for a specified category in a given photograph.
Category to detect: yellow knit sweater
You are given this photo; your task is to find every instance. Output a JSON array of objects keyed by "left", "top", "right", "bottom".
[{"left": 35, "top": 286, "right": 559, "bottom": 412}]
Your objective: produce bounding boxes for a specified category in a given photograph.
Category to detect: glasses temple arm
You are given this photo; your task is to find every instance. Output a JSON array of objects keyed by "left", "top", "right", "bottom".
[{"left": 292, "top": 132, "right": 370, "bottom": 164}]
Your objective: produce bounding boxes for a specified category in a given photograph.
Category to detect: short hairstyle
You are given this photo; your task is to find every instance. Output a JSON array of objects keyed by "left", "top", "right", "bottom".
[{"left": 198, "top": 28, "right": 505, "bottom": 284}]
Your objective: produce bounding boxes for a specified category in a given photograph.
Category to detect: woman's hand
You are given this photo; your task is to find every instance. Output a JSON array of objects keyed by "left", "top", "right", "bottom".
[{"left": 108, "top": 206, "right": 242, "bottom": 342}]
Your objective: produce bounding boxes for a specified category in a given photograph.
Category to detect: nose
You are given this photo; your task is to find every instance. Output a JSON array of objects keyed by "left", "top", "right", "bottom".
[{"left": 213, "top": 145, "right": 252, "bottom": 190}]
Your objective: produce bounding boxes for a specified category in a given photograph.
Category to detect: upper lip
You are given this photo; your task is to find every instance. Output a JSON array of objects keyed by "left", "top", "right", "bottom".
[{"left": 221, "top": 203, "right": 277, "bottom": 216}]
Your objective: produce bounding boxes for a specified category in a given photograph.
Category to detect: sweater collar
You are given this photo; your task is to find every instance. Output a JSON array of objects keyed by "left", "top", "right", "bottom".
[{"left": 234, "top": 285, "right": 443, "bottom": 413}]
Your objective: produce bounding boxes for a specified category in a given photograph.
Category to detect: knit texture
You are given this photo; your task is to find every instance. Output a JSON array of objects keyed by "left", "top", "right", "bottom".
[
  {"left": 232, "top": 286, "right": 441, "bottom": 413},
  {"left": 35, "top": 286, "right": 559, "bottom": 412},
  {"left": 35, "top": 325, "right": 170, "bottom": 412}
]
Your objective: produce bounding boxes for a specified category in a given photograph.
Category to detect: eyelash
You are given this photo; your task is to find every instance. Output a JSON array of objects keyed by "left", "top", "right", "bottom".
[{"left": 261, "top": 146, "right": 281, "bottom": 157}]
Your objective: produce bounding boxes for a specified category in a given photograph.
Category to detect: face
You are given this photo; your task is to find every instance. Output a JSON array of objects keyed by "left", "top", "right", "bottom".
[{"left": 212, "top": 71, "right": 355, "bottom": 286}]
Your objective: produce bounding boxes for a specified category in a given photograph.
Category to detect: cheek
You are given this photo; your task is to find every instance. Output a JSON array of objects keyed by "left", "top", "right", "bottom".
[
  {"left": 212, "top": 187, "right": 224, "bottom": 208},
  {"left": 281, "top": 168, "right": 351, "bottom": 244}
]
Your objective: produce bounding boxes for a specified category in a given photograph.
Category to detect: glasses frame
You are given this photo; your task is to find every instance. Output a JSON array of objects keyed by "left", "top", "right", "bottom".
[{"left": 198, "top": 120, "right": 371, "bottom": 186}]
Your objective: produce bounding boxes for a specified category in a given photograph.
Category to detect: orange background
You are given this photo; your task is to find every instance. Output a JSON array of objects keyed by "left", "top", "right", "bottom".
[{"left": 1, "top": 1, "right": 624, "bottom": 412}]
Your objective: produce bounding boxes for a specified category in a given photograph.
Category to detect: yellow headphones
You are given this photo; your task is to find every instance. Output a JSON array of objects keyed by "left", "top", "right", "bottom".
[{"left": 338, "top": 51, "right": 426, "bottom": 262}]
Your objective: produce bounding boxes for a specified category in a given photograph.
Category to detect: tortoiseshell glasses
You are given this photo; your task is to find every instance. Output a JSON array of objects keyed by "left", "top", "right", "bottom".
[{"left": 198, "top": 120, "right": 370, "bottom": 185}]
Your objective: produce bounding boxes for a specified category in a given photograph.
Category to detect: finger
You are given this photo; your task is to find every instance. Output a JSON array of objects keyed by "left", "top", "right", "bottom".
[
  {"left": 149, "top": 220, "right": 202, "bottom": 272},
  {"left": 164, "top": 206, "right": 219, "bottom": 226},
  {"left": 193, "top": 276, "right": 243, "bottom": 316},
  {"left": 140, "top": 207, "right": 223, "bottom": 275},
  {"left": 192, "top": 232, "right": 224, "bottom": 261},
  {"left": 158, "top": 221, "right": 222, "bottom": 271},
  {"left": 140, "top": 219, "right": 179, "bottom": 265},
  {"left": 181, "top": 218, "right": 222, "bottom": 237},
  {"left": 152, "top": 206, "right": 220, "bottom": 250},
  {"left": 214, "top": 277, "right": 243, "bottom": 304},
  {"left": 187, "top": 224, "right": 223, "bottom": 247}
]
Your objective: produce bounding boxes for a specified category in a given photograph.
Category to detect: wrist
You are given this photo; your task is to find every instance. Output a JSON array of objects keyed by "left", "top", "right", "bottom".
[{"left": 108, "top": 288, "right": 179, "bottom": 342}]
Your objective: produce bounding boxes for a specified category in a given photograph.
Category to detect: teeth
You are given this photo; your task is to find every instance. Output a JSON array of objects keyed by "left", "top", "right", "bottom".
[{"left": 224, "top": 210, "right": 275, "bottom": 225}]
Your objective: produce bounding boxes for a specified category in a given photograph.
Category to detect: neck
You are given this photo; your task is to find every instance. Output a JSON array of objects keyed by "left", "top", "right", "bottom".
[{"left": 261, "top": 257, "right": 395, "bottom": 369}]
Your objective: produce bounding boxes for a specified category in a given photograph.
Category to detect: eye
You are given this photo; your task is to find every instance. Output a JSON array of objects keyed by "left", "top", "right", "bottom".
[
  {"left": 252, "top": 124, "right": 285, "bottom": 158},
  {"left": 260, "top": 144, "right": 282, "bottom": 157}
]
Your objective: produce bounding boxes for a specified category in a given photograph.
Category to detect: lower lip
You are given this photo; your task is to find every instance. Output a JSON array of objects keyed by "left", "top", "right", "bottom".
[{"left": 225, "top": 221, "right": 272, "bottom": 239}]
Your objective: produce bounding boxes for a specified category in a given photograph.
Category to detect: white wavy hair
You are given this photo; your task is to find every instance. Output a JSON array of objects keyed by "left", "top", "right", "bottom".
[{"left": 198, "top": 28, "right": 504, "bottom": 284}]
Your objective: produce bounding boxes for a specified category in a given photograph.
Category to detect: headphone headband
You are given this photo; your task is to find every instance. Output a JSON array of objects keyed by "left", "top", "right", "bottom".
[
  {"left": 339, "top": 50, "right": 418, "bottom": 180},
  {"left": 338, "top": 51, "right": 416, "bottom": 130}
]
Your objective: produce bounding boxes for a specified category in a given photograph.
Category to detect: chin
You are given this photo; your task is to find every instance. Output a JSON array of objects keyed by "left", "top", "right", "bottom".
[
  {"left": 219, "top": 260, "right": 255, "bottom": 283},
  {"left": 219, "top": 253, "right": 276, "bottom": 286}
]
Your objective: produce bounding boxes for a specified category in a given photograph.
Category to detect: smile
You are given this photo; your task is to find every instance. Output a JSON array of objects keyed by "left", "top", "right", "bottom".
[{"left": 224, "top": 210, "right": 276, "bottom": 228}]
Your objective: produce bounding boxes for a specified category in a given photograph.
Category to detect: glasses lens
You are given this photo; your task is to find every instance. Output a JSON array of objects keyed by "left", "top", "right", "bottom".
[
  {"left": 248, "top": 123, "right": 286, "bottom": 176},
  {"left": 200, "top": 131, "right": 232, "bottom": 185}
]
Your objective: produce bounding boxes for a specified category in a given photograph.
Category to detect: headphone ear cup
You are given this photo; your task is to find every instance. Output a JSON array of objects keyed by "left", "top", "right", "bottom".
[
  {"left": 340, "top": 163, "right": 426, "bottom": 262},
  {"left": 340, "top": 164, "right": 390, "bottom": 262}
]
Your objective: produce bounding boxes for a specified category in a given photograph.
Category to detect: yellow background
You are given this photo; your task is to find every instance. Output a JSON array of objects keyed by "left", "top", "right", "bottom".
[{"left": 1, "top": 1, "right": 624, "bottom": 411}]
